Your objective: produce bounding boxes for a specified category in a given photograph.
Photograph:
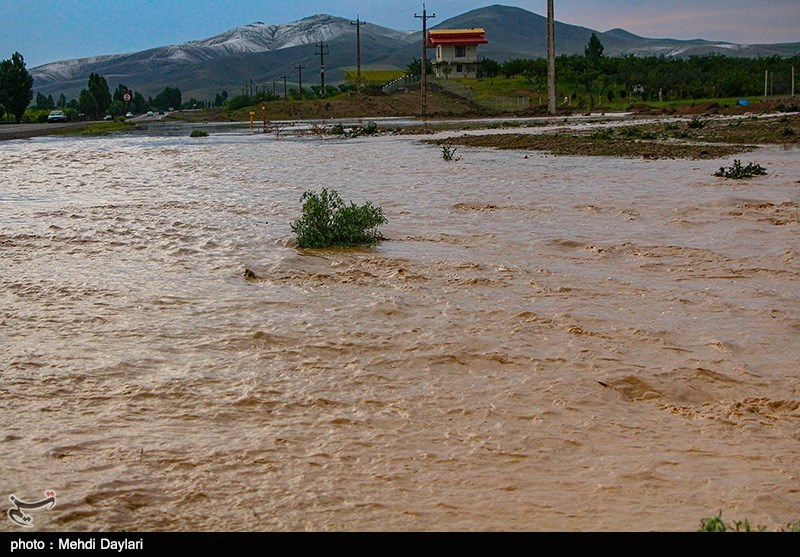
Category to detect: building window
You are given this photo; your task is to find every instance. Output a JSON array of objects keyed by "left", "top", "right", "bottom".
[
  {"left": 456, "top": 64, "right": 463, "bottom": 73},
  {"left": 455, "top": 46, "right": 466, "bottom": 58}
]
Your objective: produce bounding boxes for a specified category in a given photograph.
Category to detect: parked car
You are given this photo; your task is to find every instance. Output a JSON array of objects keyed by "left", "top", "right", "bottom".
[
  {"left": 125, "top": 112, "right": 133, "bottom": 118},
  {"left": 47, "top": 110, "right": 68, "bottom": 123},
  {"left": 146, "top": 111, "right": 154, "bottom": 117},
  {"left": 103, "top": 114, "right": 113, "bottom": 121}
]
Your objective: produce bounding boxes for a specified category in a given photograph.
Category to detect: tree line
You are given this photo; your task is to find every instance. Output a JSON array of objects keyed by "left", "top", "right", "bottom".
[{"left": 476, "top": 34, "right": 798, "bottom": 104}]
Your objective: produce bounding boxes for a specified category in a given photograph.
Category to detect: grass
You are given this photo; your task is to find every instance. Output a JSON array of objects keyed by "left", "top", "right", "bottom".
[
  {"left": 699, "top": 513, "right": 766, "bottom": 532},
  {"left": 428, "top": 133, "right": 749, "bottom": 159},
  {"left": 53, "top": 121, "right": 135, "bottom": 136},
  {"left": 450, "top": 77, "right": 764, "bottom": 111},
  {"left": 291, "top": 188, "right": 387, "bottom": 249},
  {"left": 190, "top": 129, "right": 209, "bottom": 138}
]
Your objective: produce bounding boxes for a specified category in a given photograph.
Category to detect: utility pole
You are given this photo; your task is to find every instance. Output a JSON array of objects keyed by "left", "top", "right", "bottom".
[
  {"left": 547, "top": 0, "right": 556, "bottom": 115},
  {"left": 315, "top": 42, "right": 330, "bottom": 98},
  {"left": 281, "top": 75, "right": 289, "bottom": 100},
  {"left": 295, "top": 64, "right": 306, "bottom": 100},
  {"left": 415, "top": 4, "right": 435, "bottom": 117},
  {"left": 764, "top": 70, "right": 768, "bottom": 99},
  {"left": 350, "top": 17, "right": 366, "bottom": 91},
  {"left": 792, "top": 66, "right": 795, "bottom": 96},
  {"left": 272, "top": 80, "right": 277, "bottom": 96}
]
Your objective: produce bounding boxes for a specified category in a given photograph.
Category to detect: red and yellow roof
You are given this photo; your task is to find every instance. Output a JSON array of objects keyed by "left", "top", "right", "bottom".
[{"left": 427, "top": 29, "right": 488, "bottom": 47}]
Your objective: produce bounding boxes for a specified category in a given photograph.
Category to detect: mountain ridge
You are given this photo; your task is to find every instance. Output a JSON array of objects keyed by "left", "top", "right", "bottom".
[{"left": 30, "top": 5, "right": 800, "bottom": 101}]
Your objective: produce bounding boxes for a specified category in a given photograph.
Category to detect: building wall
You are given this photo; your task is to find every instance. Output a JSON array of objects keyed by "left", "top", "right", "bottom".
[
  {"left": 434, "top": 45, "right": 478, "bottom": 64},
  {"left": 433, "top": 44, "right": 480, "bottom": 78}
]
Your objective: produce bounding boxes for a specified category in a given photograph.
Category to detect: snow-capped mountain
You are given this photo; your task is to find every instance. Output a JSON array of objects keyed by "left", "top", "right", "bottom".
[
  {"left": 31, "top": 14, "right": 415, "bottom": 95},
  {"left": 29, "top": 7, "right": 799, "bottom": 101},
  {"left": 188, "top": 15, "right": 414, "bottom": 54}
]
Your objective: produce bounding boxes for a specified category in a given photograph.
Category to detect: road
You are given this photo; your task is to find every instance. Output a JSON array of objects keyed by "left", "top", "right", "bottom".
[{"left": 0, "top": 121, "right": 89, "bottom": 141}]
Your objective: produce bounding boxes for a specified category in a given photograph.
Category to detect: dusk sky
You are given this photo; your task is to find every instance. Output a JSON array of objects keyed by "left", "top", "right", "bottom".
[{"left": 3, "top": 0, "right": 798, "bottom": 68}]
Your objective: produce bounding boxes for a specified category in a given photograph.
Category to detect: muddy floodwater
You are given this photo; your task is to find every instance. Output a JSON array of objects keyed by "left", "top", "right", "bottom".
[{"left": 1, "top": 128, "right": 799, "bottom": 531}]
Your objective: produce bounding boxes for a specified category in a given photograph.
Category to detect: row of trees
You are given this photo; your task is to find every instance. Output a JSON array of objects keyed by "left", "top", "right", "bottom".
[
  {"left": 0, "top": 52, "right": 34, "bottom": 123},
  {"left": 476, "top": 34, "right": 798, "bottom": 103}
]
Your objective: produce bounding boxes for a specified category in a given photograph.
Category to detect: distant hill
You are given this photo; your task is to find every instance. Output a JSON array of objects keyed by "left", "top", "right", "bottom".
[{"left": 30, "top": 5, "right": 800, "bottom": 101}]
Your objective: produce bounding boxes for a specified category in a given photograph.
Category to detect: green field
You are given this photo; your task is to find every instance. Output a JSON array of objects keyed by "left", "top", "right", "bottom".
[{"left": 448, "top": 76, "right": 767, "bottom": 111}]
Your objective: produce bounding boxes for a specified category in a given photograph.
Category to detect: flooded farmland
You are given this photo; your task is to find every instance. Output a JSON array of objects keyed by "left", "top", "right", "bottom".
[{"left": 1, "top": 127, "right": 799, "bottom": 531}]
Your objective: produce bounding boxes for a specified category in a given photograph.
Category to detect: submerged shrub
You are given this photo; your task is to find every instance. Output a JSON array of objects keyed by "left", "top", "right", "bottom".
[
  {"left": 714, "top": 159, "right": 767, "bottom": 179},
  {"left": 441, "top": 144, "right": 461, "bottom": 161},
  {"left": 291, "top": 188, "right": 387, "bottom": 249},
  {"left": 190, "top": 129, "right": 209, "bottom": 138}
]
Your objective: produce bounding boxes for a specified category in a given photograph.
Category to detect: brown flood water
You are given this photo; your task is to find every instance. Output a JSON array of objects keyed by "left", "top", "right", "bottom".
[{"left": 1, "top": 129, "right": 799, "bottom": 531}]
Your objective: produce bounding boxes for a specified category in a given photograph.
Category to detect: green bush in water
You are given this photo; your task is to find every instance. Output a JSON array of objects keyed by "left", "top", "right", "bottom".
[{"left": 291, "top": 188, "right": 387, "bottom": 248}]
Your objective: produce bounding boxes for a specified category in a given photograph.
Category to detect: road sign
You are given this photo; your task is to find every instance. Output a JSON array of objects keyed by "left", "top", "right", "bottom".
[{"left": 122, "top": 91, "right": 132, "bottom": 103}]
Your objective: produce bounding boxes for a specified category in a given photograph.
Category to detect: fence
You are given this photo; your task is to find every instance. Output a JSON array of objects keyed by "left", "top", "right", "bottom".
[
  {"left": 382, "top": 75, "right": 532, "bottom": 112},
  {"left": 432, "top": 78, "right": 531, "bottom": 112},
  {"left": 382, "top": 74, "right": 420, "bottom": 95}
]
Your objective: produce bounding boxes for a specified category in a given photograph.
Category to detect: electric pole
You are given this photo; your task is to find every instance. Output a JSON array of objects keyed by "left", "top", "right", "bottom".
[
  {"left": 764, "top": 70, "right": 768, "bottom": 99},
  {"left": 350, "top": 17, "right": 366, "bottom": 92},
  {"left": 315, "top": 42, "right": 330, "bottom": 98},
  {"left": 281, "top": 75, "right": 289, "bottom": 100},
  {"left": 792, "top": 66, "right": 795, "bottom": 96},
  {"left": 295, "top": 64, "right": 306, "bottom": 100},
  {"left": 547, "top": 0, "right": 556, "bottom": 115},
  {"left": 415, "top": 4, "right": 435, "bottom": 117}
]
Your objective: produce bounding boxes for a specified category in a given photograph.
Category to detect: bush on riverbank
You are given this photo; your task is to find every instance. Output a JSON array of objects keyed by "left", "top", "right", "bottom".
[
  {"left": 190, "top": 129, "right": 209, "bottom": 138},
  {"left": 291, "top": 188, "right": 387, "bottom": 249}
]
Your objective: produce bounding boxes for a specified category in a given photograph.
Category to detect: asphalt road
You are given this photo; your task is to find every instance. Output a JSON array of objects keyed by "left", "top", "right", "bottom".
[{"left": 0, "top": 121, "right": 88, "bottom": 141}]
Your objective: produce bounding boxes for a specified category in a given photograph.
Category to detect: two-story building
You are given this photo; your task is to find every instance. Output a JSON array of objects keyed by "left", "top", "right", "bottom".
[{"left": 427, "top": 29, "right": 488, "bottom": 79}]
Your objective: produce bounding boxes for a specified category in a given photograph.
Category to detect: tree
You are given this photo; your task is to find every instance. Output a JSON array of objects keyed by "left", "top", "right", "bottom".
[
  {"left": 58, "top": 93, "right": 66, "bottom": 108},
  {"left": 153, "top": 87, "right": 181, "bottom": 110},
  {"left": 113, "top": 83, "right": 131, "bottom": 104},
  {"left": 406, "top": 57, "right": 433, "bottom": 76},
  {"left": 585, "top": 33, "right": 604, "bottom": 66},
  {"left": 77, "top": 73, "right": 111, "bottom": 118},
  {"left": 477, "top": 58, "right": 501, "bottom": 78},
  {"left": 35, "top": 92, "right": 51, "bottom": 109},
  {"left": 88, "top": 73, "right": 111, "bottom": 115},
  {"left": 0, "top": 52, "right": 34, "bottom": 123},
  {"left": 78, "top": 88, "right": 100, "bottom": 118}
]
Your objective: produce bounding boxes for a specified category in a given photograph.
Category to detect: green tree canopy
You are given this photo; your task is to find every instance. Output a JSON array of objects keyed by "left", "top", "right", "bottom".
[
  {"left": 585, "top": 33, "right": 605, "bottom": 66},
  {"left": 0, "top": 52, "right": 34, "bottom": 123},
  {"left": 88, "top": 72, "right": 111, "bottom": 116},
  {"left": 153, "top": 87, "right": 181, "bottom": 110},
  {"left": 78, "top": 88, "right": 100, "bottom": 119}
]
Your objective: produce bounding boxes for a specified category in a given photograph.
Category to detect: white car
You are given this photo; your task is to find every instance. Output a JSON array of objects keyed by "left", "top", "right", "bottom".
[
  {"left": 125, "top": 112, "right": 133, "bottom": 118},
  {"left": 47, "top": 110, "right": 68, "bottom": 123}
]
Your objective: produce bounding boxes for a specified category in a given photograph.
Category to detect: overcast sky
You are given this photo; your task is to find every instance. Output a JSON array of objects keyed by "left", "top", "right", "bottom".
[{"left": 3, "top": 0, "right": 798, "bottom": 68}]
